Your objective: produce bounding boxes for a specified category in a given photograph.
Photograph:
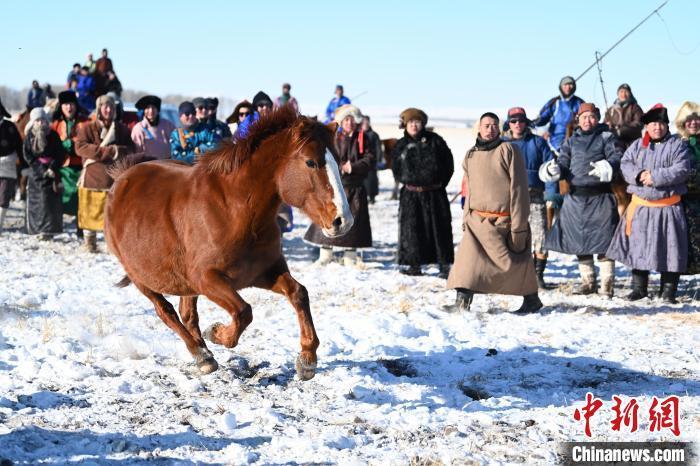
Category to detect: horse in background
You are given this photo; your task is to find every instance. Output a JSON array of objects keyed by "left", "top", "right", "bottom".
[
  {"left": 380, "top": 138, "right": 399, "bottom": 199},
  {"left": 104, "top": 106, "right": 353, "bottom": 380}
]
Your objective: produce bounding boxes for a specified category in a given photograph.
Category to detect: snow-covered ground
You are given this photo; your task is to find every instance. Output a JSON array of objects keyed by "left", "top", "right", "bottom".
[{"left": 0, "top": 129, "right": 698, "bottom": 465}]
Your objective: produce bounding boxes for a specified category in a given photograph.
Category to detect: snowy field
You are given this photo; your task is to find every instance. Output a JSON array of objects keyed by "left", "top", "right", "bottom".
[{"left": 0, "top": 128, "right": 699, "bottom": 465}]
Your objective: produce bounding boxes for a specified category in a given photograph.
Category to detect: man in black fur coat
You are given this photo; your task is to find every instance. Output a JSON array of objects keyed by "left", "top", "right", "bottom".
[{"left": 392, "top": 108, "right": 454, "bottom": 278}]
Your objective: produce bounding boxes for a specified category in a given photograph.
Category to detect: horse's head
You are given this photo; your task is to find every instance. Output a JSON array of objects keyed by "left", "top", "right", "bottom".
[{"left": 279, "top": 117, "right": 353, "bottom": 237}]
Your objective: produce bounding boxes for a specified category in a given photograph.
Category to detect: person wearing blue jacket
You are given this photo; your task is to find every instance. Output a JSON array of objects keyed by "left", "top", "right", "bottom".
[
  {"left": 170, "top": 101, "right": 216, "bottom": 165},
  {"left": 533, "top": 76, "right": 585, "bottom": 151},
  {"left": 324, "top": 84, "right": 351, "bottom": 123},
  {"left": 502, "top": 107, "right": 554, "bottom": 288}
]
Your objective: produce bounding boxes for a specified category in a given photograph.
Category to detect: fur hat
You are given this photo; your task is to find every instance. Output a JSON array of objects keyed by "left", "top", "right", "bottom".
[
  {"left": 205, "top": 97, "right": 219, "bottom": 110},
  {"left": 25, "top": 107, "right": 48, "bottom": 133},
  {"left": 58, "top": 90, "right": 78, "bottom": 105},
  {"left": 641, "top": 103, "right": 669, "bottom": 125},
  {"left": 334, "top": 104, "right": 363, "bottom": 125},
  {"left": 192, "top": 97, "right": 206, "bottom": 108},
  {"left": 576, "top": 102, "right": 599, "bottom": 118},
  {"left": 252, "top": 91, "right": 273, "bottom": 108},
  {"left": 178, "top": 101, "right": 195, "bottom": 116},
  {"left": 399, "top": 107, "right": 428, "bottom": 128},
  {"left": 135, "top": 95, "right": 161, "bottom": 112},
  {"left": 674, "top": 101, "right": 700, "bottom": 139},
  {"left": 226, "top": 100, "right": 253, "bottom": 124},
  {"left": 95, "top": 94, "right": 116, "bottom": 121},
  {"left": 0, "top": 98, "right": 10, "bottom": 119}
]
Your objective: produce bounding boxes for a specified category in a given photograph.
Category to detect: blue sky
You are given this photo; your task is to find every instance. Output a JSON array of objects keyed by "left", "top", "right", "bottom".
[{"left": 2, "top": 0, "right": 697, "bottom": 117}]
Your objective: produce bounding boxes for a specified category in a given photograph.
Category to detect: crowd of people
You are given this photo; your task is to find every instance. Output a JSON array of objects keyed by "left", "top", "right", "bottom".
[{"left": 1, "top": 55, "right": 698, "bottom": 312}]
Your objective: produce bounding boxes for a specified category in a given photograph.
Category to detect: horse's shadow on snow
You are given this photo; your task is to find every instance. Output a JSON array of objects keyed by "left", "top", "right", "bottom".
[
  {"left": 0, "top": 425, "right": 269, "bottom": 465},
  {"left": 319, "top": 344, "right": 700, "bottom": 412}
]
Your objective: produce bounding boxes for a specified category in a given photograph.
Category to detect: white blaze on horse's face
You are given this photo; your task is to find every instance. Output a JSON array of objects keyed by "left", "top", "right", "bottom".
[{"left": 321, "top": 148, "right": 353, "bottom": 237}]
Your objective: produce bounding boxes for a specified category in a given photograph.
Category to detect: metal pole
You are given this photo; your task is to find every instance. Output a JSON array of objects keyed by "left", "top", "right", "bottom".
[
  {"left": 576, "top": 0, "right": 669, "bottom": 81},
  {"left": 595, "top": 51, "right": 609, "bottom": 110}
]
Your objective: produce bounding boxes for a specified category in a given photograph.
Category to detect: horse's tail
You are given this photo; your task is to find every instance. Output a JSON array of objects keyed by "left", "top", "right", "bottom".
[
  {"left": 107, "top": 157, "right": 139, "bottom": 181},
  {"left": 107, "top": 153, "right": 155, "bottom": 181},
  {"left": 115, "top": 275, "right": 132, "bottom": 288}
]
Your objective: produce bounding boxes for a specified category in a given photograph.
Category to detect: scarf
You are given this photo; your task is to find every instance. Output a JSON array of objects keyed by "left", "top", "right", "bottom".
[
  {"left": 29, "top": 123, "right": 48, "bottom": 155},
  {"left": 474, "top": 136, "right": 502, "bottom": 151}
]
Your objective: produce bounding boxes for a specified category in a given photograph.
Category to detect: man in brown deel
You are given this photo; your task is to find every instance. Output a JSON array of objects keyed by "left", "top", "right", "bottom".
[{"left": 446, "top": 112, "right": 543, "bottom": 314}]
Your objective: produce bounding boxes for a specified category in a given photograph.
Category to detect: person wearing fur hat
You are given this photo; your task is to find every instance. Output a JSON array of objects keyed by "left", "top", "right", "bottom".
[
  {"left": 170, "top": 101, "right": 216, "bottom": 164},
  {"left": 75, "top": 94, "right": 136, "bottom": 252},
  {"left": 502, "top": 107, "right": 555, "bottom": 288},
  {"left": 23, "top": 108, "right": 65, "bottom": 238},
  {"left": 539, "top": 102, "right": 623, "bottom": 297},
  {"left": 50, "top": 90, "right": 88, "bottom": 224},
  {"left": 0, "top": 98, "right": 24, "bottom": 234},
  {"left": 274, "top": 83, "right": 299, "bottom": 113},
  {"left": 604, "top": 83, "right": 644, "bottom": 149},
  {"left": 447, "top": 112, "right": 542, "bottom": 313},
  {"left": 392, "top": 107, "right": 454, "bottom": 278},
  {"left": 305, "top": 104, "right": 375, "bottom": 265},
  {"left": 204, "top": 97, "right": 232, "bottom": 140},
  {"left": 674, "top": 101, "right": 700, "bottom": 274},
  {"left": 607, "top": 104, "right": 691, "bottom": 303},
  {"left": 226, "top": 100, "right": 253, "bottom": 139},
  {"left": 131, "top": 95, "right": 175, "bottom": 160},
  {"left": 324, "top": 85, "right": 351, "bottom": 124}
]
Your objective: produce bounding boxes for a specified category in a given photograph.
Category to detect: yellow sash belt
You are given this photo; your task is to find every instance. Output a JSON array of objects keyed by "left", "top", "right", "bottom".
[{"left": 625, "top": 194, "right": 681, "bottom": 236}]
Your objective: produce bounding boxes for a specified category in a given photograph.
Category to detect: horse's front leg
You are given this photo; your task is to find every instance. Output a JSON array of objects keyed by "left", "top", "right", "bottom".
[
  {"left": 199, "top": 270, "right": 253, "bottom": 349},
  {"left": 257, "top": 259, "right": 320, "bottom": 381}
]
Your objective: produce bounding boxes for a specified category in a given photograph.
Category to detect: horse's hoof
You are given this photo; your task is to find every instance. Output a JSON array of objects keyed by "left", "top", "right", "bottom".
[
  {"left": 198, "top": 357, "right": 219, "bottom": 375},
  {"left": 295, "top": 355, "right": 317, "bottom": 381},
  {"left": 203, "top": 323, "right": 223, "bottom": 345},
  {"left": 194, "top": 348, "right": 218, "bottom": 374}
]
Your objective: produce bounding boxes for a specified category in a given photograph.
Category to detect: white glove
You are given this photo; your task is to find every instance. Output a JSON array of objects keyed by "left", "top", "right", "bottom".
[
  {"left": 539, "top": 160, "right": 561, "bottom": 182},
  {"left": 588, "top": 160, "right": 613, "bottom": 183},
  {"left": 44, "top": 168, "right": 55, "bottom": 179}
]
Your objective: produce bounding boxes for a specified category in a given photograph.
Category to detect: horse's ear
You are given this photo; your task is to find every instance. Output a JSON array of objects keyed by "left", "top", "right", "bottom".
[{"left": 326, "top": 122, "right": 338, "bottom": 134}]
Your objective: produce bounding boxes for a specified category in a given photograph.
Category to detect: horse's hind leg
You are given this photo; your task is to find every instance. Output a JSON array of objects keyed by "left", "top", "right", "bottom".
[
  {"left": 133, "top": 282, "right": 218, "bottom": 374},
  {"left": 199, "top": 271, "right": 253, "bottom": 349},
  {"left": 256, "top": 259, "right": 319, "bottom": 381}
]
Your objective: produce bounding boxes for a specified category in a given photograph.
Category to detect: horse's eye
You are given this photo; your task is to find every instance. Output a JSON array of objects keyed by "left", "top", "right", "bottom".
[{"left": 305, "top": 160, "right": 317, "bottom": 168}]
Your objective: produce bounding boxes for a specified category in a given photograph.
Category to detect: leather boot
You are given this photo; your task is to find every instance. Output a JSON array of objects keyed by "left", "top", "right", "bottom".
[
  {"left": 575, "top": 257, "right": 597, "bottom": 294},
  {"left": 401, "top": 265, "right": 422, "bottom": 276},
  {"left": 626, "top": 269, "right": 649, "bottom": 301},
  {"left": 315, "top": 247, "right": 333, "bottom": 265},
  {"left": 534, "top": 256, "right": 547, "bottom": 289},
  {"left": 660, "top": 272, "right": 680, "bottom": 304},
  {"left": 83, "top": 231, "right": 98, "bottom": 253},
  {"left": 443, "top": 289, "right": 473, "bottom": 313},
  {"left": 515, "top": 293, "right": 543, "bottom": 314},
  {"left": 598, "top": 259, "right": 615, "bottom": 298},
  {"left": 0, "top": 207, "right": 7, "bottom": 235}
]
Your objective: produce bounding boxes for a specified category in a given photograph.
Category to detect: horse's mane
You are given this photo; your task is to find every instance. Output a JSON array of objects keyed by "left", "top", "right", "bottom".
[{"left": 201, "top": 105, "right": 308, "bottom": 175}]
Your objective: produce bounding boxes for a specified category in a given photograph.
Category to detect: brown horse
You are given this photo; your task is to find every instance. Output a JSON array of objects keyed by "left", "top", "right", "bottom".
[{"left": 104, "top": 106, "right": 353, "bottom": 380}]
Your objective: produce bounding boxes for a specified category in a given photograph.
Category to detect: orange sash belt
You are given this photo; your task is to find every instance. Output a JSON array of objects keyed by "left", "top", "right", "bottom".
[
  {"left": 473, "top": 210, "right": 510, "bottom": 218},
  {"left": 625, "top": 194, "right": 681, "bottom": 236}
]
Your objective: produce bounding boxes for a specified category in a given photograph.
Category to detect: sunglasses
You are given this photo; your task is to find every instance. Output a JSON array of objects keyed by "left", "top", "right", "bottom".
[
  {"left": 196, "top": 106, "right": 206, "bottom": 111},
  {"left": 238, "top": 112, "right": 250, "bottom": 117},
  {"left": 182, "top": 112, "right": 194, "bottom": 117},
  {"left": 509, "top": 119, "right": 527, "bottom": 124}
]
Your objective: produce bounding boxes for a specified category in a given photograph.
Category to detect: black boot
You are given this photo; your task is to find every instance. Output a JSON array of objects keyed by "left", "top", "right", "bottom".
[
  {"left": 515, "top": 293, "right": 543, "bottom": 314},
  {"left": 400, "top": 265, "right": 422, "bottom": 276},
  {"left": 626, "top": 269, "right": 649, "bottom": 301},
  {"left": 438, "top": 264, "right": 450, "bottom": 279},
  {"left": 535, "top": 257, "right": 547, "bottom": 289},
  {"left": 660, "top": 272, "right": 680, "bottom": 304},
  {"left": 443, "top": 289, "right": 473, "bottom": 313}
]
